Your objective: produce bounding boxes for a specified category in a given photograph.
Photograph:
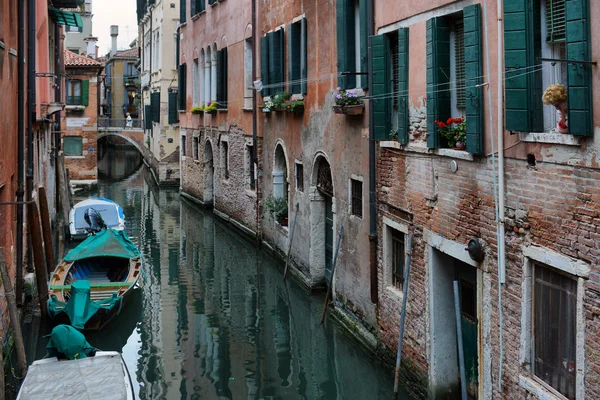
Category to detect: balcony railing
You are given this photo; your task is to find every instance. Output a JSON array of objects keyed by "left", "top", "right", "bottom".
[
  {"left": 66, "top": 96, "right": 82, "bottom": 105},
  {"left": 53, "top": 0, "right": 84, "bottom": 8},
  {"left": 98, "top": 117, "right": 144, "bottom": 129},
  {"left": 124, "top": 75, "right": 140, "bottom": 87}
]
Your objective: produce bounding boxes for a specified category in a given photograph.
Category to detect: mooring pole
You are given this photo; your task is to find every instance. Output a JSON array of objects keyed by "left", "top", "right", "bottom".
[
  {"left": 0, "top": 249, "right": 28, "bottom": 377},
  {"left": 27, "top": 201, "right": 49, "bottom": 319},
  {"left": 454, "top": 280, "right": 468, "bottom": 400},
  {"left": 283, "top": 203, "right": 299, "bottom": 280},
  {"left": 393, "top": 233, "right": 413, "bottom": 399},
  {"left": 320, "top": 225, "right": 343, "bottom": 324},
  {"left": 38, "top": 187, "right": 55, "bottom": 276}
]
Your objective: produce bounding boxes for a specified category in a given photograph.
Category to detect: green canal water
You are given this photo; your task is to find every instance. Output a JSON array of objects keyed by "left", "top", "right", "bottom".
[{"left": 28, "top": 147, "right": 405, "bottom": 399}]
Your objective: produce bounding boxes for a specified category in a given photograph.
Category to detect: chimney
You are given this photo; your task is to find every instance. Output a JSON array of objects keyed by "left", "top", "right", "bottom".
[
  {"left": 110, "top": 25, "right": 118, "bottom": 56},
  {"left": 84, "top": 36, "right": 98, "bottom": 59}
]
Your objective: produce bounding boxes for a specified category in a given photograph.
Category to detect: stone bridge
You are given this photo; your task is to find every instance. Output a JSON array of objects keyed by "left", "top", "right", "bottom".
[{"left": 97, "top": 127, "right": 145, "bottom": 154}]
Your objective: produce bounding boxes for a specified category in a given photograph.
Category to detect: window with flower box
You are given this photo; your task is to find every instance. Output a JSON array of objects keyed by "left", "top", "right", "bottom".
[
  {"left": 288, "top": 18, "right": 307, "bottom": 95},
  {"left": 336, "top": 0, "right": 367, "bottom": 90}
]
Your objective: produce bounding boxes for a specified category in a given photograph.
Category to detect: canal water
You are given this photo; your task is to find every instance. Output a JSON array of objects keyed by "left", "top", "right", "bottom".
[{"left": 31, "top": 146, "right": 402, "bottom": 399}]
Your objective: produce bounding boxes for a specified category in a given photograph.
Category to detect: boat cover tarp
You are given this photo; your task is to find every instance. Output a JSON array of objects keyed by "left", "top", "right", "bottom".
[
  {"left": 17, "top": 352, "right": 128, "bottom": 399},
  {"left": 45, "top": 324, "right": 96, "bottom": 360},
  {"left": 64, "top": 229, "right": 140, "bottom": 261},
  {"left": 48, "top": 280, "right": 122, "bottom": 330}
]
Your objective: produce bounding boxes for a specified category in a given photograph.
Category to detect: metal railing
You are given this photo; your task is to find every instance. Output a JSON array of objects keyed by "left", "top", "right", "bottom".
[
  {"left": 66, "top": 96, "right": 82, "bottom": 106},
  {"left": 98, "top": 117, "right": 144, "bottom": 129},
  {"left": 124, "top": 75, "right": 140, "bottom": 87}
]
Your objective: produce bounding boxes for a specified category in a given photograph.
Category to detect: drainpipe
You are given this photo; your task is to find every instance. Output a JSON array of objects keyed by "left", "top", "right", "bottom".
[
  {"left": 54, "top": 23, "right": 61, "bottom": 215},
  {"left": 367, "top": 0, "right": 377, "bottom": 303},
  {"left": 16, "top": 0, "right": 26, "bottom": 305},
  {"left": 27, "top": 0, "right": 36, "bottom": 201},
  {"left": 251, "top": 0, "right": 259, "bottom": 236}
]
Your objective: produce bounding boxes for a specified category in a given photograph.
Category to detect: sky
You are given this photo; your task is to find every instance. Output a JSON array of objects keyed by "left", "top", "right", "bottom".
[{"left": 92, "top": 0, "right": 139, "bottom": 56}]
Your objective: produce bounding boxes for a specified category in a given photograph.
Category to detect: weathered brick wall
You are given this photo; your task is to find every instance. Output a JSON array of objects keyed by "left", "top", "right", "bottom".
[{"left": 377, "top": 145, "right": 600, "bottom": 398}]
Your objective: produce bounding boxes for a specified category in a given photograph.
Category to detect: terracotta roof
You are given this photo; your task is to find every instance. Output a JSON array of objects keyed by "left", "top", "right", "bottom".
[
  {"left": 64, "top": 50, "right": 103, "bottom": 67},
  {"left": 113, "top": 48, "right": 138, "bottom": 59}
]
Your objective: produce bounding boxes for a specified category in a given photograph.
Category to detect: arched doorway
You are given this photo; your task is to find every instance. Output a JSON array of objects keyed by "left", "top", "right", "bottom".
[
  {"left": 309, "top": 154, "right": 334, "bottom": 286},
  {"left": 273, "top": 144, "right": 288, "bottom": 202},
  {"left": 204, "top": 140, "right": 214, "bottom": 204}
]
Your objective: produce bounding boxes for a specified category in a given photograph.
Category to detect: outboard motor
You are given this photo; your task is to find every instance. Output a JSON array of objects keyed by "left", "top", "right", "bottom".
[{"left": 84, "top": 208, "right": 107, "bottom": 233}]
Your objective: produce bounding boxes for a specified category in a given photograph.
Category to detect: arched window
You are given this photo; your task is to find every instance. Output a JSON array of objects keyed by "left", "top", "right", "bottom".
[
  {"left": 193, "top": 57, "right": 199, "bottom": 106},
  {"left": 205, "top": 47, "right": 212, "bottom": 104},
  {"left": 211, "top": 43, "right": 218, "bottom": 102},
  {"left": 273, "top": 144, "right": 288, "bottom": 202},
  {"left": 199, "top": 48, "right": 205, "bottom": 105}
]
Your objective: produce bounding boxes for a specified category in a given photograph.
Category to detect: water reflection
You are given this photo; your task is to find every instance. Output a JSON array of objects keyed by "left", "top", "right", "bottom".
[
  {"left": 97, "top": 137, "right": 143, "bottom": 180},
  {"left": 38, "top": 149, "right": 399, "bottom": 399}
]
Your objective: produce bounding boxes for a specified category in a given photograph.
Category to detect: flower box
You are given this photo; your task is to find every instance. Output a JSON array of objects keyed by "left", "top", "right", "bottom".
[{"left": 333, "top": 104, "right": 364, "bottom": 115}]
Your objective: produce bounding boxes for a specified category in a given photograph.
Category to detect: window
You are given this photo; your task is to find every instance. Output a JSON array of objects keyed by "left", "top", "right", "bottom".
[
  {"left": 66, "top": 79, "right": 82, "bottom": 105},
  {"left": 191, "top": 0, "right": 205, "bottom": 15},
  {"left": 336, "top": 0, "right": 367, "bottom": 89},
  {"left": 205, "top": 47, "right": 213, "bottom": 102},
  {"left": 193, "top": 136, "right": 199, "bottom": 160},
  {"left": 193, "top": 58, "right": 199, "bottom": 106},
  {"left": 178, "top": 63, "right": 186, "bottom": 110},
  {"left": 295, "top": 162, "right": 303, "bottom": 192},
  {"left": 350, "top": 178, "right": 362, "bottom": 218},
  {"left": 181, "top": 135, "right": 187, "bottom": 156},
  {"left": 216, "top": 48, "right": 228, "bottom": 108},
  {"left": 449, "top": 15, "right": 466, "bottom": 118},
  {"left": 211, "top": 44, "right": 217, "bottom": 102},
  {"left": 504, "top": 0, "right": 592, "bottom": 136},
  {"left": 260, "top": 29, "right": 285, "bottom": 97},
  {"left": 150, "top": 92, "right": 160, "bottom": 123},
  {"left": 68, "top": 48, "right": 80, "bottom": 54},
  {"left": 221, "top": 140, "right": 229, "bottom": 179},
  {"left": 246, "top": 144, "right": 255, "bottom": 190},
  {"left": 168, "top": 90, "right": 178, "bottom": 124},
  {"left": 288, "top": 18, "right": 307, "bottom": 95},
  {"left": 144, "top": 34, "right": 151, "bottom": 70},
  {"left": 391, "top": 229, "right": 405, "bottom": 289},
  {"left": 63, "top": 136, "right": 83, "bottom": 156},
  {"left": 532, "top": 263, "right": 576, "bottom": 399},
  {"left": 180, "top": 0, "right": 186, "bottom": 23},
  {"left": 244, "top": 39, "right": 253, "bottom": 108}
]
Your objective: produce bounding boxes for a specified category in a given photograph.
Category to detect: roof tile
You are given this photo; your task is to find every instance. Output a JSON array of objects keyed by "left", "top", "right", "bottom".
[{"left": 64, "top": 50, "right": 103, "bottom": 67}]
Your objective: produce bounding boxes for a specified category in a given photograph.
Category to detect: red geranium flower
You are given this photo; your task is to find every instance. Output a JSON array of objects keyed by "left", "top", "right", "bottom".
[
  {"left": 447, "top": 118, "right": 453, "bottom": 124},
  {"left": 438, "top": 122, "right": 446, "bottom": 128}
]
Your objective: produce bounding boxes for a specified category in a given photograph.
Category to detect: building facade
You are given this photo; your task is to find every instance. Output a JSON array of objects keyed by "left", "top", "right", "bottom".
[
  {"left": 63, "top": 0, "right": 96, "bottom": 56},
  {"left": 177, "top": 0, "right": 259, "bottom": 233},
  {"left": 104, "top": 46, "right": 140, "bottom": 121},
  {"left": 63, "top": 50, "right": 103, "bottom": 183},
  {"left": 138, "top": 0, "right": 181, "bottom": 186}
]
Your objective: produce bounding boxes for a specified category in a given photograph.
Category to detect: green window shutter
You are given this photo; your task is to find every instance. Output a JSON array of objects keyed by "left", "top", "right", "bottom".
[
  {"left": 200, "top": 0, "right": 205, "bottom": 12},
  {"left": 288, "top": 23, "right": 294, "bottom": 93},
  {"left": 190, "top": 0, "right": 196, "bottom": 16},
  {"left": 359, "top": 0, "right": 368, "bottom": 88},
  {"left": 63, "top": 137, "right": 83, "bottom": 156},
  {"left": 216, "top": 49, "right": 223, "bottom": 107},
  {"left": 81, "top": 80, "right": 89, "bottom": 106},
  {"left": 151, "top": 92, "right": 160, "bottom": 123},
  {"left": 301, "top": 17, "right": 307, "bottom": 94},
  {"left": 209, "top": 0, "right": 216, "bottom": 4},
  {"left": 168, "top": 91, "right": 178, "bottom": 124},
  {"left": 260, "top": 35, "right": 270, "bottom": 97},
  {"left": 180, "top": 0, "right": 186, "bottom": 23},
  {"left": 144, "top": 105, "right": 152, "bottom": 129},
  {"left": 371, "top": 34, "right": 390, "bottom": 140},
  {"left": 397, "top": 28, "right": 409, "bottom": 145},
  {"left": 269, "top": 30, "right": 283, "bottom": 95},
  {"left": 426, "top": 17, "right": 450, "bottom": 149},
  {"left": 336, "top": 0, "right": 347, "bottom": 89},
  {"left": 566, "top": 0, "right": 592, "bottom": 136},
  {"left": 546, "top": 0, "right": 566, "bottom": 43},
  {"left": 503, "top": 0, "right": 539, "bottom": 132},
  {"left": 288, "top": 22, "right": 301, "bottom": 94},
  {"left": 464, "top": 4, "right": 484, "bottom": 154},
  {"left": 344, "top": 0, "right": 356, "bottom": 89},
  {"left": 178, "top": 64, "right": 186, "bottom": 110}
]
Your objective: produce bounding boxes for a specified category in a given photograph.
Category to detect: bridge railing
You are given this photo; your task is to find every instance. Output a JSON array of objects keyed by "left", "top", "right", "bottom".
[{"left": 98, "top": 117, "right": 144, "bottom": 129}]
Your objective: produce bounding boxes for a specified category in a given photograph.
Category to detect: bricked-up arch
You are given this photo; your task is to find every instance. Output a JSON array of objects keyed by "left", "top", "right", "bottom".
[
  {"left": 204, "top": 139, "right": 214, "bottom": 204},
  {"left": 97, "top": 129, "right": 145, "bottom": 155},
  {"left": 308, "top": 152, "right": 336, "bottom": 286}
]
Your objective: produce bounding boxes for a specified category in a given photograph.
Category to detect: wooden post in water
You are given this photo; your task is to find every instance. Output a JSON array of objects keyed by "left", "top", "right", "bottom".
[
  {"left": 38, "top": 187, "right": 55, "bottom": 276},
  {"left": 283, "top": 203, "right": 299, "bottom": 280},
  {"left": 320, "top": 225, "right": 343, "bottom": 325},
  {"left": 27, "top": 200, "right": 49, "bottom": 319},
  {"left": 0, "top": 249, "right": 28, "bottom": 377}
]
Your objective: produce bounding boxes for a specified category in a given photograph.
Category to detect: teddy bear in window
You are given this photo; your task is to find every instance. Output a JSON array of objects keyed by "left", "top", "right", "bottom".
[{"left": 542, "top": 83, "right": 568, "bottom": 134}]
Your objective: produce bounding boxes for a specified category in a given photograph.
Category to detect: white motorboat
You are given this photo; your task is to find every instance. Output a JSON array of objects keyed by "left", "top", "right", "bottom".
[{"left": 68, "top": 197, "right": 125, "bottom": 240}]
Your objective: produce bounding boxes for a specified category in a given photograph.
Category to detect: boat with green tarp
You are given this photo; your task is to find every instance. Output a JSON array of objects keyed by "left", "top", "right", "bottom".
[{"left": 48, "top": 229, "right": 142, "bottom": 331}]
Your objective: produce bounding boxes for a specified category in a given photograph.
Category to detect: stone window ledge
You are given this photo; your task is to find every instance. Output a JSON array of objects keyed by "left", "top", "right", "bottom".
[
  {"left": 65, "top": 105, "right": 85, "bottom": 111},
  {"left": 384, "top": 286, "right": 404, "bottom": 303},
  {"left": 245, "top": 189, "right": 257, "bottom": 198},
  {"left": 191, "top": 11, "right": 206, "bottom": 21},
  {"left": 519, "top": 132, "right": 581, "bottom": 146},
  {"left": 241, "top": 107, "right": 253, "bottom": 112},
  {"left": 379, "top": 141, "right": 474, "bottom": 161},
  {"left": 193, "top": 159, "right": 200, "bottom": 164},
  {"left": 65, "top": 155, "right": 85, "bottom": 159},
  {"left": 519, "top": 375, "right": 567, "bottom": 400}
]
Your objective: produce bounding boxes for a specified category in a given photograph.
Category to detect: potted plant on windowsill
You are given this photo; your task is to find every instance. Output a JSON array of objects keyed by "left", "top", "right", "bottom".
[
  {"left": 260, "top": 100, "right": 274, "bottom": 113},
  {"left": 286, "top": 99, "right": 304, "bottom": 114},
  {"left": 271, "top": 92, "right": 292, "bottom": 112},
  {"left": 264, "top": 195, "right": 289, "bottom": 227},
  {"left": 435, "top": 117, "right": 466, "bottom": 150},
  {"left": 204, "top": 101, "right": 218, "bottom": 115},
  {"left": 191, "top": 105, "right": 204, "bottom": 114},
  {"left": 332, "top": 87, "right": 364, "bottom": 115}
]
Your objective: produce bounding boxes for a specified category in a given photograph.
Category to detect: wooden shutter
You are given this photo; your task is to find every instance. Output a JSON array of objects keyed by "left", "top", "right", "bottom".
[
  {"left": 546, "top": 0, "right": 566, "bottom": 43},
  {"left": 426, "top": 17, "right": 450, "bottom": 149},
  {"left": 566, "top": 0, "right": 592, "bottom": 136},
  {"left": 216, "top": 49, "right": 223, "bottom": 107},
  {"left": 209, "top": 0, "right": 216, "bottom": 4},
  {"left": 503, "top": 0, "right": 538, "bottom": 132},
  {"left": 200, "top": 0, "right": 205, "bottom": 12},
  {"left": 81, "top": 80, "right": 89, "bottom": 106},
  {"left": 301, "top": 17, "right": 307, "bottom": 94},
  {"left": 397, "top": 28, "right": 409, "bottom": 145},
  {"left": 336, "top": 0, "right": 355, "bottom": 89},
  {"left": 151, "top": 92, "right": 160, "bottom": 123},
  {"left": 371, "top": 34, "right": 390, "bottom": 140},
  {"left": 144, "top": 105, "right": 152, "bottom": 129},
  {"left": 168, "top": 91, "right": 178, "bottom": 124},
  {"left": 178, "top": 64, "right": 186, "bottom": 110},
  {"left": 269, "top": 30, "right": 284, "bottom": 95},
  {"left": 288, "top": 23, "right": 295, "bottom": 93},
  {"left": 336, "top": 0, "right": 347, "bottom": 89},
  {"left": 359, "top": 0, "right": 368, "bottom": 88},
  {"left": 190, "top": 0, "right": 196, "bottom": 16},
  {"left": 180, "top": 0, "right": 186, "bottom": 23},
  {"left": 464, "top": 4, "right": 484, "bottom": 154},
  {"left": 288, "top": 22, "right": 301, "bottom": 94},
  {"left": 260, "top": 35, "right": 270, "bottom": 97}
]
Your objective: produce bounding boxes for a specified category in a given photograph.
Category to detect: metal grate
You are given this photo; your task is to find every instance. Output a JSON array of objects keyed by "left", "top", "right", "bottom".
[
  {"left": 295, "top": 163, "right": 304, "bottom": 192},
  {"left": 391, "top": 229, "right": 405, "bottom": 289},
  {"left": 248, "top": 145, "right": 256, "bottom": 190},
  {"left": 454, "top": 19, "right": 466, "bottom": 109},
  {"left": 533, "top": 263, "right": 576, "bottom": 399},
  {"left": 545, "top": 0, "right": 566, "bottom": 43},
  {"left": 350, "top": 179, "right": 362, "bottom": 218},
  {"left": 317, "top": 161, "right": 333, "bottom": 197}
]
